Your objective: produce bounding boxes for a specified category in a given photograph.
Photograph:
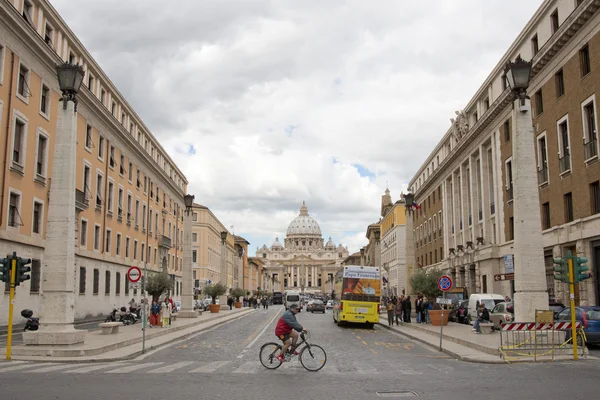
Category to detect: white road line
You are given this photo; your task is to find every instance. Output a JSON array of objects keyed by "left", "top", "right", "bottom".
[
  {"left": 0, "top": 363, "right": 34, "bottom": 373},
  {"left": 188, "top": 360, "right": 229, "bottom": 373},
  {"left": 246, "top": 309, "right": 281, "bottom": 349},
  {"left": 236, "top": 355, "right": 244, "bottom": 359},
  {"left": 25, "top": 364, "right": 79, "bottom": 373},
  {"left": 232, "top": 360, "right": 261, "bottom": 374},
  {"left": 148, "top": 361, "right": 195, "bottom": 373},
  {"left": 353, "top": 361, "right": 377, "bottom": 374},
  {"left": 106, "top": 362, "right": 163, "bottom": 373},
  {"left": 66, "top": 363, "right": 125, "bottom": 374}
]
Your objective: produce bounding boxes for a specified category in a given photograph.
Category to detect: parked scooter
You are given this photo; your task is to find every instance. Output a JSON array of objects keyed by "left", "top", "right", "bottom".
[
  {"left": 105, "top": 307, "right": 118, "bottom": 322},
  {"left": 119, "top": 307, "right": 137, "bottom": 325},
  {"left": 21, "top": 309, "right": 39, "bottom": 331}
]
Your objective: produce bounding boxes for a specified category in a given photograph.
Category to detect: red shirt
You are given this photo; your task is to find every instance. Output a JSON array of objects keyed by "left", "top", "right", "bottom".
[{"left": 275, "top": 316, "right": 292, "bottom": 336}]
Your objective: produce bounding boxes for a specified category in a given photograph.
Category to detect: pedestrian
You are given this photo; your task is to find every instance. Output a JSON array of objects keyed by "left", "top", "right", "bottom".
[
  {"left": 403, "top": 296, "right": 412, "bottom": 323},
  {"left": 394, "top": 298, "right": 403, "bottom": 325},
  {"left": 472, "top": 303, "right": 490, "bottom": 334},
  {"left": 386, "top": 300, "right": 395, "bottom": 326},
  {"left": 150, "top": 300, "right": 160, "bottom": 327},
  {"left": 161, "top": 298, "right": 172, "bottom": 328}
]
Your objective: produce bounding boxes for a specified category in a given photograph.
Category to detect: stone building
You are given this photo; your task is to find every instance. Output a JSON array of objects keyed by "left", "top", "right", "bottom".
[
  {"left": 408, "top": 0, "right": 600, "bottom": 306},
  {"left": 379, "top": 189, "right": 408, "bottom": 296},
  {"left": 259, "top": 202, "right": 349, "bottom": 294}
]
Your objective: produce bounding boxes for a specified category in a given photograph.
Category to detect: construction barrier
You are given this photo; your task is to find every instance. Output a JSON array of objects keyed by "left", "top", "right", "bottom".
[{"left": 499, "top": 321, "right": 585, "bottom": 363}]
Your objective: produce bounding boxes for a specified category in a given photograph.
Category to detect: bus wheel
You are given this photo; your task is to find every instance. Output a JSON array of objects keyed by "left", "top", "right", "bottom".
[{"left": 365, "top": 323, "right": 374, "bottom": 329}]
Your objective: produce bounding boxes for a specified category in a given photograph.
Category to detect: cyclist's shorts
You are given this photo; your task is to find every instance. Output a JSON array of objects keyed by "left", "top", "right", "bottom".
[{"left": 277, "top": 333, "right": 290, "bottom": 343}]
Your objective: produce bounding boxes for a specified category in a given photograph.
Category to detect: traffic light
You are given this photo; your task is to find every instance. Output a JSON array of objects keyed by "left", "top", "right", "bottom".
[
  {"left": 574, "top": 256, "right": 590, "bottom": 283},
  {"left": 553, "top": 257, "right": 568, "bottom": 283},
  {"left": 0, "top": 257, "right": 10, "bottom": 283},
  {"left": 15, "top": 257, "right": 31, "bottom": 286}
]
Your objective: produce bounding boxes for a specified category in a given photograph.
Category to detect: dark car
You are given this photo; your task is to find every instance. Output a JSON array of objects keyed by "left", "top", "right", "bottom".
[
  {"left": 311, "top": 300, "right": 326, "bottom": 313},
  {"left": 556, "top": 306, "right": 600, "bottom": 345}
]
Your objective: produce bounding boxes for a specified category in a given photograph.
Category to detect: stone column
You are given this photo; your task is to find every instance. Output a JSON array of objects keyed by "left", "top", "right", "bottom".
[
  {"left": 512, "top": 97, "right": 549, "bottom": 321},
  {"left": 179, "top": 208, "right": 196, "bottom": 318},
  {"left": 23, "top": 100, "right": 85, "bottom": 345},
  {"left": 219, "top": 237, "right": 227, "bottom": 307}
]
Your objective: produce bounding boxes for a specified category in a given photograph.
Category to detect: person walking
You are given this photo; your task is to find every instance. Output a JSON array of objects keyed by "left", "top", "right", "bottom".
[
  {"left": 403, "top": 296, "right": 412, "bottom": 323},
  {"left": 386, "top": 300, "right": 395, "bottom": 326},
  {"left": 161, "top": 298, "right": 172, "bottom": 328},
  {"left": 394, "top": 298, "right": 403, "bottom": 325},
  {"left": 150, "top": 300, "right": 160, "bottom": 327}
]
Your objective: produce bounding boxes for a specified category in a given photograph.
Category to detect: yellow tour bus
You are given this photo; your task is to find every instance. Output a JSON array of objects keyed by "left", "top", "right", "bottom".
[{"left": 332, "top": 265, "right": 380, "bottom": 328}]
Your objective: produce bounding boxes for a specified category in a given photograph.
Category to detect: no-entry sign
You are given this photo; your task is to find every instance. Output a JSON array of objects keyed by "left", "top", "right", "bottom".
[{"left": 127, "top": 266, "right": 141, "bottom": 283}]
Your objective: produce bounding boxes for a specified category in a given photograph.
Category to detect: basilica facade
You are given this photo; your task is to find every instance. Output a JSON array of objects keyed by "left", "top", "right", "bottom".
[{"left": 258, "top": 202, "right": 349, "bottom": 294}]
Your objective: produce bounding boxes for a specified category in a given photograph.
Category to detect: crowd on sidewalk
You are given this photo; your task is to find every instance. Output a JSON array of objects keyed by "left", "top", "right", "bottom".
[
  {"left": 128, "top": 296, "right": 175, "bottom": 329},
  {"left": 383, "top": 295, "right": 431, "bottom": 326}
]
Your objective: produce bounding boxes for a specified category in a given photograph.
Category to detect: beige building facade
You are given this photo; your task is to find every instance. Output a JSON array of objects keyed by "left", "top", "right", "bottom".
[
  {"left": 409, "top": 0, "right": 600, "bottom": 306},
  {"left": 379, "top": 189, "right": 408, "bottom": 296},
  {"left": 0, "top": 0, "right": 188, "bottom": 325}
]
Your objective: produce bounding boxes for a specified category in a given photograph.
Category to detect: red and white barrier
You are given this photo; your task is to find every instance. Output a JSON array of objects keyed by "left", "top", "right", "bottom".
[{"left": 501, "top": 321, "right": 582, "bottom": 331}]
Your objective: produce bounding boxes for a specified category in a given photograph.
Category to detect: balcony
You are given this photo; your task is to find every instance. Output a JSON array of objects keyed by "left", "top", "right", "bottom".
[
  {"left": 159, "top": 235, "right": 172, "bottom": 249},
  {"left": 506, "top": 186, "right": 513, "bottom": 202},
  {"left": 75, "top": 189, "right": 88, "bottom": 212},
  {"left": 538, "top": 166, "right": 548, "bottom": 185},
  {"left": 559, "top": 153, "right": 571, "bottom": 174},
  {"left": 584, "top": 138, "right": 598, "bottom": 161}
]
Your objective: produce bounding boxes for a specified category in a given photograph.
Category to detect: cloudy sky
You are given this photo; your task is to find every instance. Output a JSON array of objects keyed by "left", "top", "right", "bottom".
[{"left": 53, "top": 0, "right": 541, "bottom": 255}]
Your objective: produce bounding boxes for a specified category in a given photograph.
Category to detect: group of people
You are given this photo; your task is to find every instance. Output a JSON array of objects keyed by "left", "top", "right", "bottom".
[
  {"left": 226, "top": 296, "right": 271, "bottom": 310},
  {"left": 129, "top": 296, "right": 175, "bottom": 329},
  {"left": 384, "top": 295, "right": 431, "bottom": 325}
]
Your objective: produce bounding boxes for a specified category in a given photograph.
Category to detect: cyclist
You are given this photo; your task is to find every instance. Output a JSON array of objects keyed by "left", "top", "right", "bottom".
[{"left": 275, "top": 304, "right": 307, "bottom": 362}]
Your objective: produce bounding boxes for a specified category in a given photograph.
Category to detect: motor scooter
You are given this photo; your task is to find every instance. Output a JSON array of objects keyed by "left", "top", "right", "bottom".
[{"left": 21, "top": 309, "right": 39, "bottom": 331}]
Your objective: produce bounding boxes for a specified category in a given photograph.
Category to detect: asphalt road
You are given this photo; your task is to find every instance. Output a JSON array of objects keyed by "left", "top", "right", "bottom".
[{"left": 0, "top": 305, "right": 599, "bottom": 400}]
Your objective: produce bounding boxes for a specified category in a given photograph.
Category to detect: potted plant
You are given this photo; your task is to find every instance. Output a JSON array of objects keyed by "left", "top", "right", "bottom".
[
  {"left": 146, "top": 271, "right": 175, "bottom": 303},
  {"left": 230, "top": 288, "right": 246, "bottom": 308},
  {"left": 204, "top": 283, "right": 227, "bottom": 313},
  {"left": 410, "top": 269, "right": 448, "bottom": 326}
]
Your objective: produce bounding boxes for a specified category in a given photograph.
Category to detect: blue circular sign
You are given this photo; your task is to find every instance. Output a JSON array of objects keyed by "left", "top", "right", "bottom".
[{"left": 438, "top": 275, "right": 453, "bottom": 292}]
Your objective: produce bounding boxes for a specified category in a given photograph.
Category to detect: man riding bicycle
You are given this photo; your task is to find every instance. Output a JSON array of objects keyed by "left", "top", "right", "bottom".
[{"left": 275, "top": 304, "right": 307, "bottom": 362}]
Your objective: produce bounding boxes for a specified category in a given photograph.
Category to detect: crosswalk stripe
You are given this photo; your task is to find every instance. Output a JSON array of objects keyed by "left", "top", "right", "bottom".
[
  {"left": 188, "top": 361, "right": 229, "bottom": 373},
  {"left": 106, "top": 362, "right": 163, "bottom": 373},
  {"left": 353, "top": 361, "right": 377, "bottom": 374},
  {"left": 148, "top": 361, "right": 195, "bottom": 373},
  {"left": 232, "top": 360, "right": 262, "bottom": 374},
  {"left": 66, "top": 363, "right": 125, "bottom": 374},
  {"left": 0, "top": 363, "right": 33, "bottom": 373},
  {"left": 26, "top": 364, "right": 78, "bottom": 373},
  {"left": 319, "top": 360, "right": 341, "bottom": 375}
]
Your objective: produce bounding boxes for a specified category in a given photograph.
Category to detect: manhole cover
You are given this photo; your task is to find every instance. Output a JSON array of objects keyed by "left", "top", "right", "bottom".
[{"left": 375, "top": 391, "right": 418, "bottom": 397}]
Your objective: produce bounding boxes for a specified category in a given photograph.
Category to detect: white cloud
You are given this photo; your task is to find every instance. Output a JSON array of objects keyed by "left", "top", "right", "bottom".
[{"left": 52, "top": 0, "right": 542, "bottom": 254}]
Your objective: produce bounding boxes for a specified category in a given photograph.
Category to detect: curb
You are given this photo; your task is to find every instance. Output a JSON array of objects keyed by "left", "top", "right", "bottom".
[
  {"left": 5, "top": 309, "right": 256, "bottom": 363},
  {"left": 0, "top": 316, "right": 106, "bottom": 336}
]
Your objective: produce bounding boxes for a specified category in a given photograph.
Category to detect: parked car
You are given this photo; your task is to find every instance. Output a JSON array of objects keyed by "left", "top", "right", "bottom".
[
  {"left": 311, "top": 300, "right": 326, "bottom": 313},
  {"left": 489, "top": 302, "right": 514, "bottom": 330},
  {"left": 556, "top": 306, "right": 600, "bottom": 345},
  {"left": 174, "top": 301, "right": 182, "bottom": 313}
]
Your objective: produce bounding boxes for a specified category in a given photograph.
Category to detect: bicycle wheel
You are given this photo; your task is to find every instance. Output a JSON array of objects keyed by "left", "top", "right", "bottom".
[
  {"left": 299, "top": 344, "right": 327, "bottom": 372},
  {"left": 259, "top": 342, "right": 283, "bottom": 369}
]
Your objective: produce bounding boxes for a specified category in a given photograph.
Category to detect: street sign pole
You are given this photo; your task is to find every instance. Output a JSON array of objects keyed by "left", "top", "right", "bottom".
[
  {"left": 567, "top": 251, "right": 578, "bottom": 360},
  {"left": 142, "top": 263, "right": 146, "bottom": 354},
  {"left": 439, "top": 291, "right": 445, "bottom": 351},
  {"left": 437, "top": 275, "right": 453, "bottom": 352}
]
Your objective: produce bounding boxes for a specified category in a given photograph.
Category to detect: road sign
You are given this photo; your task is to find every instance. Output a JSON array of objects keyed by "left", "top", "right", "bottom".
[
  {"left": 436, "top": 297, "right": 453, "bottom": 305},
  {"left": 127, "top": 266, "right": 141, "bottom": 283},
  {"left": 128, "top": 281, "right": 140, "bottom": 290},
  {"left": 494, "top": 273, "right": 514, "bottom": 281},
  {"left": 438, "top": 275, "right": 453, "bottom": 292},
  {"left": 504, "top": 254, "right": 514, "bottom": 274}
]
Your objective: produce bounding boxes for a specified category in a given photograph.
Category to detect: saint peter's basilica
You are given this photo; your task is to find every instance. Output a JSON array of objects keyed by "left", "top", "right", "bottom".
[{"left": 258, "top": 202, "right": 349, "bottom": 294}]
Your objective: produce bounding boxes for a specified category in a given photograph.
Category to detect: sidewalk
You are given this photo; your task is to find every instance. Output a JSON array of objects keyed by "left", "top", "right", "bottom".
[{"left": 0, "top": 307, "right": 255, "bottom": 363}]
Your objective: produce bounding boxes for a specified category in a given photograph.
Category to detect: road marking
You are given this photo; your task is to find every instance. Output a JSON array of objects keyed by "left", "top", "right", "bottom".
[
  {"left": 148, "top": 361, "right": 195, "bottom": 373},
  {"left": 369, "top": 348, "right": 377, "bottom": 355},
  {"left": 66, "top": 363, "right": 124, "bottom": 373},
  {"left": 0, "top": 363, "right": 34, "bottom": 373},
  {"left": 188, "top": 360, "right": 229, "bottom": 373},
  {"left": 236, "top": 355, "right": 244, "bottom": 359},
  {"left": 353, "top": 361, "right": 377, "bottom": 374},
  {"left": 362, "top": 341, "right": 368, "bottom": 345},
  {"left": 106, "top": 362, "right": 163, "bottom": 373},
  {"left": 25, "top": 364, "right": 79, "bottom": 373},
  {"left": 232, "top": 360, "right": 261, "bottom": 374},
  {"left": 245, "top": 309, "right": 281, "bottom": 349}
]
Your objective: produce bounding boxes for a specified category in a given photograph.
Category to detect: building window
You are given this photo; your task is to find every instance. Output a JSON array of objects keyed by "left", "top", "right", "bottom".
[
  {"left": 43, "top": 22, "right": 54, "bottom": 46},
  {"left": 580, "top": 44, "right": 591, "bottom": 77},
  {"left": 537, "top": 133, "right": 549, "bottom": 185},
  {"left": 116, "top": 233, "right": 122, "bottom": 256},
  {"left": 105, "top": 229, "right": 111, "bottom": 253},
  {"left": 504, "top": 118, "right": 511, "bottom": 142},
  {"left": 582, "top": 97, "right": 598, "bottom": 161},
  {"left": 100, "top": 89, "right": 106, "bottom": 105},
  {"left": 505, "top": 159, "right": 513, "bottom": 202},
  {"left": 564, "top": 192, "right": 574, "bottom": 223},
  {"left": 542, "top": 202, "right": 551, "bottom": 230},
  {"left": 125, "top": 237, "right": 130, "bottom": 258},
  {"left": 8, "top": 191, "right": 22, "bottom": 228},
  {"left": 94, "top": 225, "right": 101, "bottom": 250},
  {"left": 535, "top": 89, "right": 544, "bottom": 115},
  {"left": 134, "top": 240, "right": 138, "bottom": 260},
  {"left": 125, "top": 273, "right": 129, "bottom": 295},
  {"left": 192, "top": 250, "right": 197, "bottom": 263},
  {"left": 531, "top": 34, "right": 539, "bottom": 56},
  {"left": 93, "top": 269, "right": 99, "bottom": 295},
  {"left": 97, "top": 136, "right": 104, "bottom": 159},
  {"left": 30, "top": 259, "right": 41, "bottom": 293},
  {"left": 107, "top": 181, "right": 114, "bottom": 213},
  {"left": 508, "top": 217, "right": 514, "bottom": 241},
  {"left": 80, "top": 219, "right": 88, "bottom": 247},
  {"left": 68, "top": 52, "right": 76, "bottom": 65},
  {"left": 555, "top": 69, "right": 564, "bottom": 98},
  {"left": 550, "top": 9, "right": 559, "bottom": 34},
  {"left": 128, "top": 162, "right": 133, "bottom": 182},
  {"left": 105, "top": 271, "right": 111, "bottom": 294},
  {"left": 558, "top": 118, "right": 571, "bottom": 173},
  {"left": 111, "top": 101, "right": 117, "bottom": 116},
  {"left": 79, "top": 267, "right": 86, "bottom": 294},
  {"left": 96, "top": 173, "right": 103, "bottom": 208},
  {"left": 142, "top": 204, "right": 147, "bottom": 230},
  {"left": 17, "top": 63, "right": 30, "bottom": 98},
  {"left": 192, "top": 213, "right": 198, "bottom": 222},
  {"left": 40, "top": 84, "right": 50, "bottom": 116},
  {"left": 12, "top": 118, "right": 26, "bottom": 168},
  {"left": 85, "top": 124, "right": 93, "bottom": 149},
  {"left": 135, "top": 199, "right": 140, "bottom": 227},
  {"left": 88, "top": 74, "right": 94, "bottom": 91},
  {"left": 35, "top": 132, "right": 48, "bottom": 178},
  {"left": 116, "top": 272, "right": 121, "bottom": 294},
  {"left": 590, "top": 181, "right": 600, "bottom": 215},
  {"left": 32, "top": 201, "right": 43, "bottom": 234},
  {"left": 127, "top": 194, "right": 132, "bottom": 222},
  {"left": 192, "top": 233, "right": 197, "bottom": 242},
  {"left": 118, "top": 188, "right": 124, "bottom": 218}
]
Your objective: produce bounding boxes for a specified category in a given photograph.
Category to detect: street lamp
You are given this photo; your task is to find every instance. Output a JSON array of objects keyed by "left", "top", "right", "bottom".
[
  {"left": 221, "top": 231, "right": 227, "bottom": 244},
  {"left": 179, "top": 193, "right": 197, "bottom": 318},
  {"left": 56, "top": 63, "right": 85, "bottom": 110},
  {"left": 184, "top": 194, "right": 195, "bottom": 213},
  {"left": 504, "top": 55, "right": 548, "bottom": 322}
]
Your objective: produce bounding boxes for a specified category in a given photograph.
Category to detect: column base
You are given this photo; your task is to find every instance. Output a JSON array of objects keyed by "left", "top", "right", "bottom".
[
  {"left": 514, "top": 290, "right": 549, "bottom": 322},
  {"left": 22, "top": 329, "right": 86, "bottom": 346},
  {"left": 178, "top": 310, "right": 199, "bottom": 318}
]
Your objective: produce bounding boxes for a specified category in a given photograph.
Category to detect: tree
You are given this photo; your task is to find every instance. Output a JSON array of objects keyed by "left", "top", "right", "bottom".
[
  {"left": 230, "top": 287, "right": 246, "bottom": 302},
  {"left": 204, "top": 283, "right": 227, "bottom": 304},
  {"left": 146, "top": 271, "right": 174, "bottom": 302},
  {"left": 410, "top": 269, "right": 444, "bottom": 303}
]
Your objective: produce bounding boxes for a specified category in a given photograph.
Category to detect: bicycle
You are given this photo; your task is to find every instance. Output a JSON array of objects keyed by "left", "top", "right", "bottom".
[{"left": 259, "top": 332, "right": 327, "bottom": 372}]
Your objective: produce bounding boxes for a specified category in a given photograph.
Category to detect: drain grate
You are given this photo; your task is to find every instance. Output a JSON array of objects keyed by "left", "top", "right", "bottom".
[{"left": 375, "top": 391, "right": 418, "bottom": 397}]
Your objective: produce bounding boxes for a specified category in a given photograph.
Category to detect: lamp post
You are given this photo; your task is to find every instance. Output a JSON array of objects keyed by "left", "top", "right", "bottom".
[
  {"left": 179, "top": 194, "right": 197, "bottom": 318},
  {"left": 360, "top": 248, "right": 365, "bottom": 267},
  {"left": 504, "top": 56, "right": 548, "bottom": 322},
  {"left": 403, "top": 191, "right": 416, "bottom": 296},
  {"left": 236, "top": 245, "right": 244, "bottom": 289},
  {"left": 220, "top": 231, "right": 228, "bottom": 307},
  {"left": 23, "top": 63, "right": 86, "bottom": 346}
]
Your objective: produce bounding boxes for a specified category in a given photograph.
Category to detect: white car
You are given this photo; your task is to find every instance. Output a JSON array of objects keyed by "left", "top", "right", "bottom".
[{"left": 326, "top": 300, "right": 333, "bottom": 309}]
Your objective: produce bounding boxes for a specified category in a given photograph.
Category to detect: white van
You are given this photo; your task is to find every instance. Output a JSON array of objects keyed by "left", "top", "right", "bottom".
[
  {"left": 284, "top": 290, "right": 301, "bottom": 312},
  {"left": 468, "top": 294, "right": 505, "bottom": 321}
]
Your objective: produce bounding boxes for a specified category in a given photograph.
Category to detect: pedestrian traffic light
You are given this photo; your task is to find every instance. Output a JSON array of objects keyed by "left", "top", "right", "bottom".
[
  {"left": 15, "top": 257, "right": 31, "bottom": 286},
  {"left": 0, "top": 257, "right": 9, "bottom": 283},
  {"left": 553, "top": 257, "right": 568, "bottom": 283},
  {"left": 574, "top": 256, "right": 590, "bottom": 283}
]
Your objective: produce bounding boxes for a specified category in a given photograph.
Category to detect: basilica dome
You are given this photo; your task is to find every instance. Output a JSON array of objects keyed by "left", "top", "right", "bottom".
[{"left": 286, "top": 201, "right": 322, "bottom": 237}]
